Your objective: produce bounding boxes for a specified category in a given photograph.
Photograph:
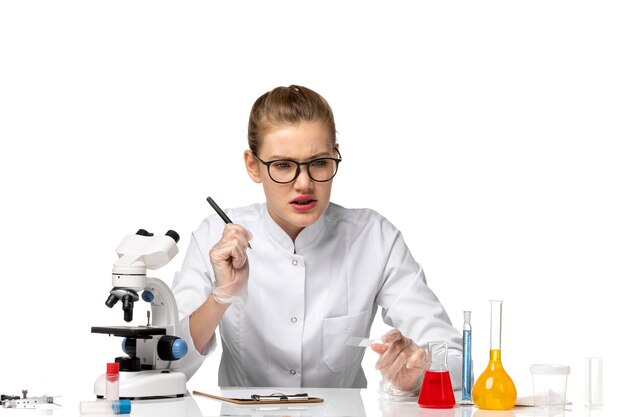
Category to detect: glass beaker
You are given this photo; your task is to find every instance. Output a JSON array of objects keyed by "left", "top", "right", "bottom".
[
  {"left": 417, "top": 340, "right": 456, "bottom": 409},
  {"left": 472, "top": 300, "right": 517, "bottom": 410}
]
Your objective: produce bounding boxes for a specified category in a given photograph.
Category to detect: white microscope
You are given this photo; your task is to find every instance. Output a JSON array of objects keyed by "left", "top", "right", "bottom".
[{"left": 91, "top": 229, "right": 188, "bottom": 399}]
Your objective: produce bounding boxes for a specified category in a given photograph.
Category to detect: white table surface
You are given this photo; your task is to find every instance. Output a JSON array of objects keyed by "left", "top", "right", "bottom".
[{"left": 0, "top": 387, "right": 613, "bottom": 417}]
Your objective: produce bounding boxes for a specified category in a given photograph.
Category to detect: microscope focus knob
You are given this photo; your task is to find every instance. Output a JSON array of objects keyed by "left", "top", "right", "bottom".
[
  {"left": 116, "top": 356, "right": 141, "bottom": 372},
  {"left": 141, "top": 291, "right": 155, "bottom": 303},
  {"left": 122, "top": 338, "right": 137, "bottom": 357},
  {"left": 157, "top": 336, "right": 188, "bottom": 361}
]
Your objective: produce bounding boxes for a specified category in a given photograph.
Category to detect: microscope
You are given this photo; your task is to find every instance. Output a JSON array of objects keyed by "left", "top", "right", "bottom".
[{"left": 91, "top": 229, "right": 188, "bottom": 399}]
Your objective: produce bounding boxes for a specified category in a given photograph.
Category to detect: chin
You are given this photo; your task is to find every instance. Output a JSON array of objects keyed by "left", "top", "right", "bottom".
[
  {"left": 290, "top": 215, "right": 319, "bottom": 228},
  {"left": 290, "top": 210, "right": 323, "bottom": 228}
]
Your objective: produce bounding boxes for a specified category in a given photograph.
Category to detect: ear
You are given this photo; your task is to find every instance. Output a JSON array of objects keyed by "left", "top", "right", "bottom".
[{"left": 244, "top": 150, "right": 262, "bottom": 183}]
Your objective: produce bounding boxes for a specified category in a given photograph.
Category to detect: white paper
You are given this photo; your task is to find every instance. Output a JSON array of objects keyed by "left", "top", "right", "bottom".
[{"left": 345, "top": 337, "right": 381, "bottom": 347}]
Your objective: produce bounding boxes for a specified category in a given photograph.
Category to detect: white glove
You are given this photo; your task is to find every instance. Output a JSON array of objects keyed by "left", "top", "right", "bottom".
[{"left": 209, "top": 224, "right": 252, "bottom": 306}]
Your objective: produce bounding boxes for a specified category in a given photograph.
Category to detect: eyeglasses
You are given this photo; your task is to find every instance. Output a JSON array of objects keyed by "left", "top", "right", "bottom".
[{"left": 252, "top": 148, "right": 342, "bottom": 184}]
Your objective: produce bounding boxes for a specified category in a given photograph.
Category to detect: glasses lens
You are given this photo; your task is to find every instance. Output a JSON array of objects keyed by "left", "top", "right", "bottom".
[
  {"left": 269, "top": 160, "right": 298, "bottom": 183},
  {"left": 308, "top": 158, "right": 338, "bottom": 182}
]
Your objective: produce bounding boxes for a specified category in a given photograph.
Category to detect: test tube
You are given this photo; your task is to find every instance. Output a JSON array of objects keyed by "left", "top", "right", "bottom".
[
  {"left": 79, "top": 399, "right": 131, "bottom": 415},
  {"left": 585, "top": 357, "right": 603, "bottom": 406},
  {"left": 106, "top": 362, "right": 120, "bottom": 400},
  {"left": 461, "top": 311, "right": 473, "bottom": 404}
]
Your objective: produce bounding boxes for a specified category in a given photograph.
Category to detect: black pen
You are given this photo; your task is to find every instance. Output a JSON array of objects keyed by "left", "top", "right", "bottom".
[
  {"left": 206, "top": 196, "right": 252, "bottom": 249},
  {"left": 251, "top": 393, "right": 309, "bottom": 401}
]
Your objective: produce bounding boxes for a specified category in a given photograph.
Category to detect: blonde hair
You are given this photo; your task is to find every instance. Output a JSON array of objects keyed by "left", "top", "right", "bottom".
[{"left": 247, "top": 85, "right": 337, "bottom": 154}]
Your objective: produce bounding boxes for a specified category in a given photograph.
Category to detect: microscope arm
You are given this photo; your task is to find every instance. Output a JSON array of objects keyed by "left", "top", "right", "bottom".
[{"left": 144, "top": 277, "right": 181, "bottom": 335}]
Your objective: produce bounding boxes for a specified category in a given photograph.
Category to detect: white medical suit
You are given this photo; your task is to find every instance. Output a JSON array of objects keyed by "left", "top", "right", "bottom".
[{"left": 172, "top": 202, "right": 462, "bottom": 389}]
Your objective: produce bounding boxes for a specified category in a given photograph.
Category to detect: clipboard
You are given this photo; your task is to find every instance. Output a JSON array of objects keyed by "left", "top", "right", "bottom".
[{"left": 192, "top": 390, "right": 324, "bottom": 405}]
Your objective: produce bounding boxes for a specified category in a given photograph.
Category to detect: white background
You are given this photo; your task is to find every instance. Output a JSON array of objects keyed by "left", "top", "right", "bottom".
[{"left": 1, "top": 0, "right": 624, "bottom": 412}]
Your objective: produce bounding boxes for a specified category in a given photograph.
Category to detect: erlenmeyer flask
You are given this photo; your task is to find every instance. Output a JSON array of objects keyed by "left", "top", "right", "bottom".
[
  {"left": 417, "top": 341, "right": 456, "bottom": 409},
  {"left": 472, "top": 300, "right": 517, "bottom": 410}
]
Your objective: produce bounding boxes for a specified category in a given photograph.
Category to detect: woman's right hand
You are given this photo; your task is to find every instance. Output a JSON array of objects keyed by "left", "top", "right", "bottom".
[{"left": 208, "top": 224, "right": 252, "bottom": 304}]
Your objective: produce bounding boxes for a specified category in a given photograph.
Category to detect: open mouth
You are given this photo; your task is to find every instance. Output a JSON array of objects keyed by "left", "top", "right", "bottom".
[
  {"left": 290, "top": 196, "right": 317, "bottom": 211},
  {"left": 291, "top": 198, "right": 316, "bottom": 205}
]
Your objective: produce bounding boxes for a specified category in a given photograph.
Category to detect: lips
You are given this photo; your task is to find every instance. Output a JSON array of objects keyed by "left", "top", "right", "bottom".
[
  {"left": 290, "top": 195, "right": 316, "bottom": 205},
  {"left": 290, "top": 195, "right": 317, "bottom": 212}
]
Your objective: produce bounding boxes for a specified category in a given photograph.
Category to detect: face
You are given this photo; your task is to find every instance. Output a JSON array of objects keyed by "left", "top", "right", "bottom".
[{"left": 244, "top": 121, "right": 337, "bottom": 241}]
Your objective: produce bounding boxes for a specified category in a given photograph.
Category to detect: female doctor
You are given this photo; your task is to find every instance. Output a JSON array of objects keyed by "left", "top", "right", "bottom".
[{"left": 172, "top": 85, "right": 462, "bottom": 393}]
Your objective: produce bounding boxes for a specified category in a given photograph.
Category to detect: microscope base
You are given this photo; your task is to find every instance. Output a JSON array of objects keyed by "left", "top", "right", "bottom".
[{"left": 94, "top": 370, "right": 187, "bottom": 399}]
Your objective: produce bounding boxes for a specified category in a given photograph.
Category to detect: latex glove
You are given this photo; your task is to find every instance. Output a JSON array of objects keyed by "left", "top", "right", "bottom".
[
  {"left": 371, "top": 329, "right": 428, "bottom": 393},
  {"left": 208, "top": 223, "right": 252, "bottom": 305}
]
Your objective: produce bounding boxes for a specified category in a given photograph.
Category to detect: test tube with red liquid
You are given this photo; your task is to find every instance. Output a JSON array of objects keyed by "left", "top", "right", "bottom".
[{"left": 106, "top": 362, "right": 120, "bottom": 400}]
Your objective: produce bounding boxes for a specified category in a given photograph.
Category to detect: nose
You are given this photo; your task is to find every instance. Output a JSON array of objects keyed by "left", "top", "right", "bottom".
[{"left": 293, "top": 165, "right": 314, "bottom": 190}]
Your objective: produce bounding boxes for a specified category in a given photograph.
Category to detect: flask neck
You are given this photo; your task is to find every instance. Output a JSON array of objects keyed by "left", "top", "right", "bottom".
[
  {"left": 489, "top": 349, "right": 502, "bottom": 362},
  {"left": 487, "top": 349, "right": 506, "bottom": 370},
  {"left": 489, "top": 300, "right": 503, "bottom": 350}
]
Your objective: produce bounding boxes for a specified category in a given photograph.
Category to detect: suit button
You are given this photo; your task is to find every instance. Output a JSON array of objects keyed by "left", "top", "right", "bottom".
[
  {"left": 290, "top": 369, "right": 296, "bottom": 375},
  {"left": 291, "top": 317, "right": 297, "bottom": 323}
]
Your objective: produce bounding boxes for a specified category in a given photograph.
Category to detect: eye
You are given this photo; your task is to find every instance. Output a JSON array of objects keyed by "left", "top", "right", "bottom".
[
  {"left": 271, "top": 160, "right": 295, "bottom": 170},
  {"left": 311, "top": 159, "right": 329, "bottom": 167}
]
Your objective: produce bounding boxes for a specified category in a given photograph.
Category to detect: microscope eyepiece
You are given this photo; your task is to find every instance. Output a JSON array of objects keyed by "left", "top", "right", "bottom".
[
  {"left": 165, "top": 230, "right": 180, "bottom": 243},
  {"left": 136, "top": 229, "right": 154, "bottom": 237}
]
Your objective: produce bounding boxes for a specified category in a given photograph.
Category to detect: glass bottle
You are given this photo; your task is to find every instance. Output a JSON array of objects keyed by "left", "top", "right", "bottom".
[
  {"left": 418, "top": 341, "right": 456, "bottom": 409},
  {"left": 461, "top": 310, "right": 473, "bottom": 404},
  {"left": 472, "top": 300, "right": 517, "bottom": 410},
  {"left": 79, "top": 399, "right": 131, "bottom": 415}
]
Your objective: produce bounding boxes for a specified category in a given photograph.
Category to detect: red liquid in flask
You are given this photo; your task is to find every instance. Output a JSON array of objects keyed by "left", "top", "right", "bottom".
[{"left": 418, "top": 370, "right": 456, "bottom": 408}]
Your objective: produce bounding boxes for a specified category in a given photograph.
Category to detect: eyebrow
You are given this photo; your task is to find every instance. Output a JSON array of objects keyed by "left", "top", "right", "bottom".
[{"left": 266, "top": 151, "right": 333, "bottom": 161}]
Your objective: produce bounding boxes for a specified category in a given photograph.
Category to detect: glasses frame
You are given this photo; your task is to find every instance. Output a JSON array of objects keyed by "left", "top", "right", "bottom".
[{"left": 252, "top": 147, "right": 342, "bottom": 184}]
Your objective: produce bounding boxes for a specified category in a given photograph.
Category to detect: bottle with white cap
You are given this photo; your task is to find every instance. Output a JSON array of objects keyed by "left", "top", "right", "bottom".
[{"left": 79, "top": 399, "right": 131, "bottom": 415}]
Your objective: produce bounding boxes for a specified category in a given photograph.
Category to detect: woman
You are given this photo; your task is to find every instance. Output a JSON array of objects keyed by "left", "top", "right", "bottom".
[{"left": 172, "top": 85, "right": 462, "bottom": 392}]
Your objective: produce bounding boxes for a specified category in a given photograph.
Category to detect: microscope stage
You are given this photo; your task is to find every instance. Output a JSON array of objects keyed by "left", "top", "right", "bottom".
[{"left": 91, "top": 326, "right": 167, "bottom": 338}]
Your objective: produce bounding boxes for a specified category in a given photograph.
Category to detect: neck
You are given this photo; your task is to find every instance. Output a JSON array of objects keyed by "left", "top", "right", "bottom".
[
  {"left": 267, "top": 210, "right": 304, "bottom": 242},
  {"left": 285, "top": 223, "right": 304, "bottom": 242}
]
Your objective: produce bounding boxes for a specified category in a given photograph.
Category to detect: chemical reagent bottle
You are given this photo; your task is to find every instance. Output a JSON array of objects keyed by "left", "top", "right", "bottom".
[
  {"left": 472, "top": 300, "right": 517, "bottom": 410},
  {"left": 418, "top": 340, "right": 456, "bottom": 408},
  {"left": 106, "top": 362, "right": 120, "bottom": 400},
  {"left": 79, "top": 399, "right": 131, "bottom": 415},
  {"left": 461, "top": 310, "right": 473, "bottom": 404}
]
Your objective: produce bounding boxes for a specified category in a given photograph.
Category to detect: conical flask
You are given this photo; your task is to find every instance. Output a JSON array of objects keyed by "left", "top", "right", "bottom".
[
  {"left": 417, "top": 341, "right": 455, "bottom": 409},
  {"left": 472, "top": 300, "right": 517, "bottom": 410}
]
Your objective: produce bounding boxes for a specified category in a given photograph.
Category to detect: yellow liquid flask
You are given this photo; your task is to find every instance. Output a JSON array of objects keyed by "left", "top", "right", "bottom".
[{"left": 472, "top": 300, "right": 517, "bottom": 410}]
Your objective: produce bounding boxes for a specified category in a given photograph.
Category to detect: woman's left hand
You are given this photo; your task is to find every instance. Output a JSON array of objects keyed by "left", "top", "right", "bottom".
[{"left": 371, "top": 329, "right": 428, "bottom": 392}]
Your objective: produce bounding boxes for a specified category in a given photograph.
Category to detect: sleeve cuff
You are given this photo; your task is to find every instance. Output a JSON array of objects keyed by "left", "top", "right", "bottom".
[{"left": 174, "top": 314, "right": 217, "bottom": 380}]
